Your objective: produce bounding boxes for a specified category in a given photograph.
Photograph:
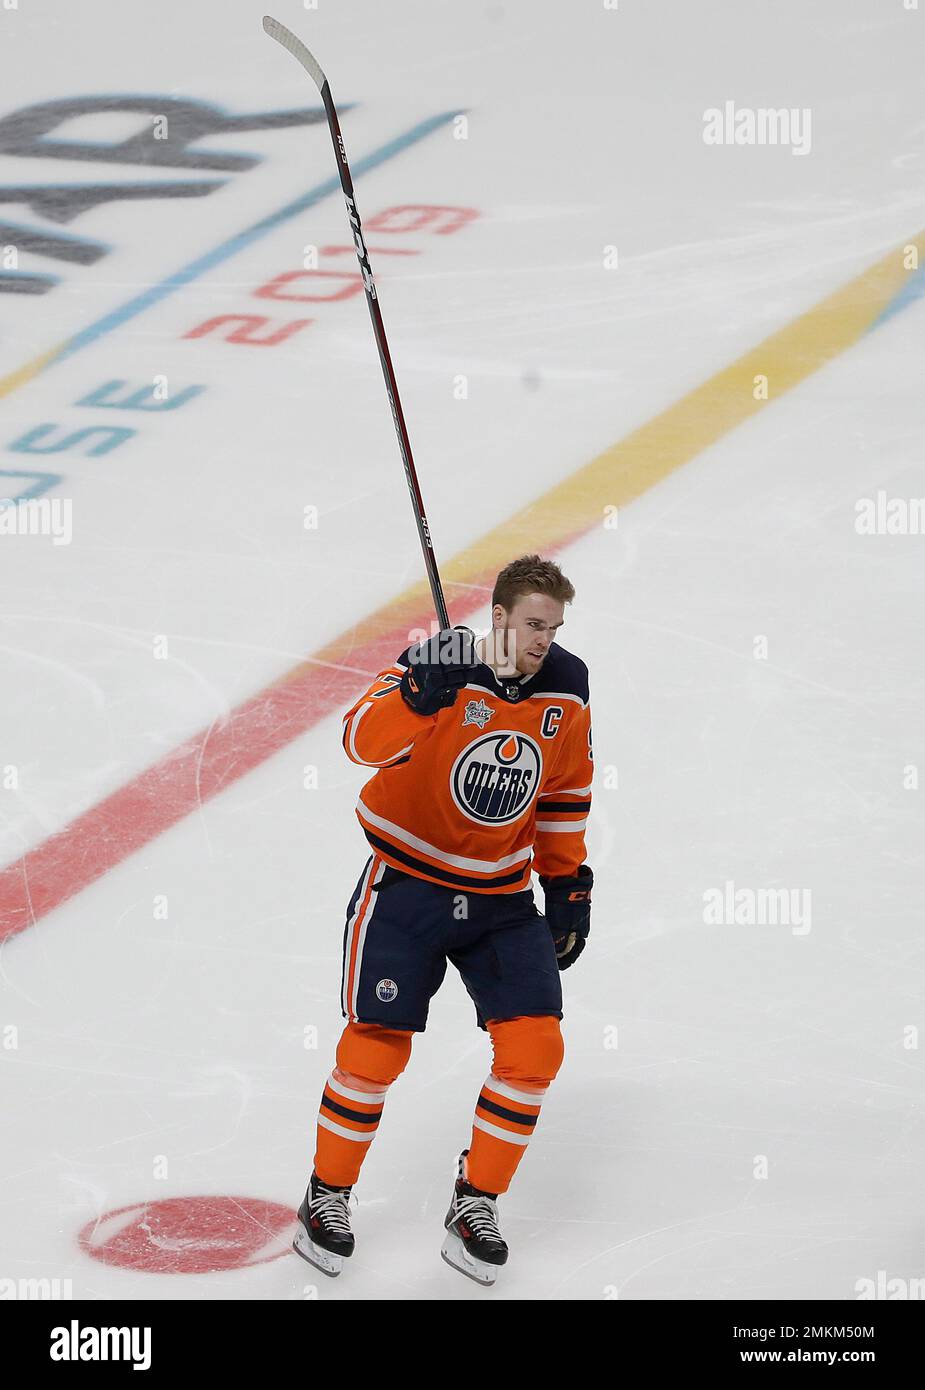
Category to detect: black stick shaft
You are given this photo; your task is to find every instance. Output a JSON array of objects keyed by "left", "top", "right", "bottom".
[
  {"left": 323, "top": 92, "right": 449, "bottom": 630},
  {"left": 263, "top": 18, "right": 450, "bottom": 632}
]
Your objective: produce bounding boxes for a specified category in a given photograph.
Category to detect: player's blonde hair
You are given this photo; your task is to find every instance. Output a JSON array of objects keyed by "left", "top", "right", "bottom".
[{"left": 492, "top": 555, "right": 575, "bottom": 611}]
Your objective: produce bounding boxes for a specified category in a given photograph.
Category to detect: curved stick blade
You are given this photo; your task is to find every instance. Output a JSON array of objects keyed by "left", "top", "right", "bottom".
[{"left": 262, "top": 15, "right": 327, "bottom": 92}]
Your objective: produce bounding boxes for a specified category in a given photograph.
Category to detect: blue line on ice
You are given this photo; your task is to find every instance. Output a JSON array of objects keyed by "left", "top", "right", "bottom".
[{"left": 55, "top": 111, "right": 459, "bottom": 364}]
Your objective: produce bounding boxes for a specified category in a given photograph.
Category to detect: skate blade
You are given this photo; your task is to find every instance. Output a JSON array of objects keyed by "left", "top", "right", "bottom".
[
  {"left": 293, "top": 1220, "right": 345, "bottom": 1278},
  {"left": 441, "top": 1229, "right": 498, "bottom": 1287}
]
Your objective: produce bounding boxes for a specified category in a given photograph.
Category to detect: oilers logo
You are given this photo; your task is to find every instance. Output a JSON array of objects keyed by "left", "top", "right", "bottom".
[
  {"left": 450, "top": 731, "right": 542, "bottom": 825},
  {"left": 376, "top": 978, "right": 398, "bottom": 1002}
]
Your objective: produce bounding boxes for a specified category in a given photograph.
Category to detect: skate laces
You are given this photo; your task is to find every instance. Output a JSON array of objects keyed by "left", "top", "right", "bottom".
[
  {"left": 310, "top": 1187, "right": 353, "bottom": 1236},
  {"left": 455, "top": 1191, "right": 503, "bottom": 1242}
]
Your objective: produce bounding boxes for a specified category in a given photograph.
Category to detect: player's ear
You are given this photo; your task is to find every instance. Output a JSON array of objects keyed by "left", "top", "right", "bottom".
[{"left": 491, "top": 603, "right": 507, "bottom": 629}]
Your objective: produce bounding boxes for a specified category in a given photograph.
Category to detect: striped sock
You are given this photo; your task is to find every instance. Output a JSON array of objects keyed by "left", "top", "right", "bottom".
[
  {"left": 314, "top": 1071, "right": 388, "bottom": 1187},
  {"left": 467, "top": 1073, "right": 547, "bottom": 1194}
]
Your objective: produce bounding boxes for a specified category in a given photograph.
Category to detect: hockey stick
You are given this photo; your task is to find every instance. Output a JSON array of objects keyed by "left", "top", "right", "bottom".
[{"left": 263, "top": 15, "right": 450, "bottom": 632}]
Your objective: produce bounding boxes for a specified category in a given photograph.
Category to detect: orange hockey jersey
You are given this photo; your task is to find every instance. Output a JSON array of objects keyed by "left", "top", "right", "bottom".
[{"left": 341, "top": 642, "right": 593, "bottom": 893}]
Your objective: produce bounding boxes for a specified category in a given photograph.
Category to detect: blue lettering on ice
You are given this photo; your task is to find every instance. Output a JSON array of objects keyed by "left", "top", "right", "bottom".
[
  {"left": 0, "top": 468, "right": 65, "bottom": 503},
  {"left": 76, "top": 381, "right": 206, "bottom": 412},
  {"left": 9, "top": 425, "right": 135, "bottom": 456}
]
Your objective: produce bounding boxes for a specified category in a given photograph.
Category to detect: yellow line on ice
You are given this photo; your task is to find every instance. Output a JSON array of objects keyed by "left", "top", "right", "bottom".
[
  {"left": 2, "top": 230, "right": 919, "bottom": 659},
  {"left": 0, "top": 343, "right": 67, "bottom": 399},
  {"left": 309, "top": 228, "right": 925, "bottom": 662}
]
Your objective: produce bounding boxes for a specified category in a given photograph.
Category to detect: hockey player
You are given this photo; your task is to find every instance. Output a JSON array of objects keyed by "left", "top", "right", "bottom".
[{"left": 294, "top": 554, "right": 593, "bottom": 1285}]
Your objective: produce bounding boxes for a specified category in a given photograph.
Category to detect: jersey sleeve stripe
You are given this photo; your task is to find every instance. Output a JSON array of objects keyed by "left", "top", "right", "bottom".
[{"left": 540, "top": 784, "right": 592, "bottom": 797}]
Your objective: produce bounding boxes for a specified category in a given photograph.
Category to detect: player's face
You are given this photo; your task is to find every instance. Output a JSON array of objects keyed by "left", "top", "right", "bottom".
[{"left": 493, "top": 593, "right": 565, "bottom": 676}]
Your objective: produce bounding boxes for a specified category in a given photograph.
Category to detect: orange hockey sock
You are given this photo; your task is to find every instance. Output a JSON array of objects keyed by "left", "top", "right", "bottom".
[
  {"left": 313, "top": 1022, "right": 412, "bottom": 1187},
  {"left": 466, "top": 1015, "right": 564, "bottom": 1195}
]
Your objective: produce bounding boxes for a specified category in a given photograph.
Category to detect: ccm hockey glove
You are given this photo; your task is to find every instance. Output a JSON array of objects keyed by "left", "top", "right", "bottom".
[
  {"left": 400, "top": 627, "right": 477, "bottom": 717},
  {"left": 540, "top": 864, "right": 593, "bottom": 970}
]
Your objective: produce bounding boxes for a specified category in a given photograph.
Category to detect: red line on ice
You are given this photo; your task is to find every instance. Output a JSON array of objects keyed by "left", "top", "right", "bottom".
[
  {"left": 0, "top": 529, "right": 589, "bottom": 942},
  {"left": 0, "top": 615, "right": 429, "bottom": 942}
]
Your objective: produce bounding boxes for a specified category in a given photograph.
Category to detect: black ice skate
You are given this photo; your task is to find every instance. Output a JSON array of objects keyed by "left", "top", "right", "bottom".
[
  {"left": 293, "top": 1172, "right": 355, "bottom": 1278},
  {"left": 441, "top": 1149, "right": 509, "bottom": 1286}
]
